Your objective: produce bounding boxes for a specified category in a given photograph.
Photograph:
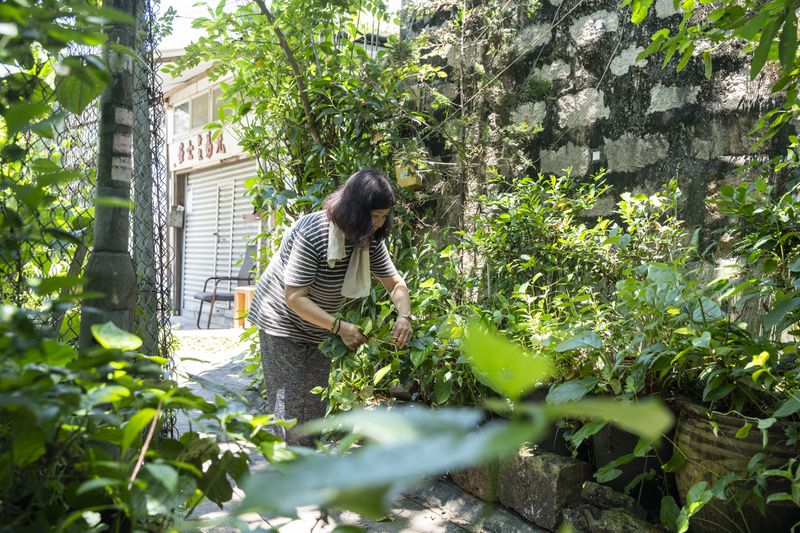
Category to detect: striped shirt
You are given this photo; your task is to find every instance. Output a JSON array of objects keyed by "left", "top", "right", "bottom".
[{"left": 249, "top": 210, "right": 397, "bottom": 343}]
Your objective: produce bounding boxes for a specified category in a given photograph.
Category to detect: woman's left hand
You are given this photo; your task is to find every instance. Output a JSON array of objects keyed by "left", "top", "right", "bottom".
[{"left": 393, "top": 316, "right": 413, "bottom": 349}]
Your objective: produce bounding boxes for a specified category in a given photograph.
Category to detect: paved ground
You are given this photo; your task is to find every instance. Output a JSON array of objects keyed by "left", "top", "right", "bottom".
[{"left": 170, "top": 319, "right": 540, "bottom": 532}]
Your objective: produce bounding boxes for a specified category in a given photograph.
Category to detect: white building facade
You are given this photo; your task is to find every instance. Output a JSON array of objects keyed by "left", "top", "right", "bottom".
[{"left": 163, "top": 58, "right": 261, "bottom": 327}]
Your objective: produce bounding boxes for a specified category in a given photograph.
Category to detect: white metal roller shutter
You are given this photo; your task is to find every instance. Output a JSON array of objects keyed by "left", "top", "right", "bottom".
[{"left": 181, "top": 159, "right": 260, "bottom": 322}]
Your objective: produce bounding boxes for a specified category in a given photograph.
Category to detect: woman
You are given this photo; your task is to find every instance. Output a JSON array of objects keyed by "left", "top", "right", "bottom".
[{"left": 248, "top": 169, "right": 413, "bottom": 445}]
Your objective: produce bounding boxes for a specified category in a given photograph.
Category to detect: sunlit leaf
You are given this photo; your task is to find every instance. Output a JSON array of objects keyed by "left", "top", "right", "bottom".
[
  {"left": 302, "top": 405, "right": 484, "bottom": 445},
  {"left": 55, "top": 57, "right": 109, "bottom": 114},
  {"left": 555, "top": 331, "right": 602, "bottom": 352},
  {"left": 544, "top": 398, "right": 674, "bottom": 441},
  {"left": 91, "top": 322, "right": 142, "bottom": 350},
  {"left": 461, "top": 323, "right": 553, "bottom": 401}
]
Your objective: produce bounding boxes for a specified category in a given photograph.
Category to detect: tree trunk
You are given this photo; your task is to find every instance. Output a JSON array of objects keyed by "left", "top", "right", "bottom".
[{"left": 80, "top": 0, "right": 138, "bottom": 347}]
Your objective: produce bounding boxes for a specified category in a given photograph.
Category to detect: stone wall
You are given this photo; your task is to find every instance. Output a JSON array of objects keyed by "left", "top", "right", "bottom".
[
  {"left": 452, "top": 449, "right": 662, "bottom": 532},
  {"left": 405, "top": 0, "right": 785, "bottom": 227}
]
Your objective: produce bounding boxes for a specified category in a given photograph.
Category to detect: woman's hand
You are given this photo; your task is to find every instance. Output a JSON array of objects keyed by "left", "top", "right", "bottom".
[
  {"left": 393, "top": 316, "right": 413, "bottom": 349},
  {"left": 338, "top": 321, "right": 368, "bottom": 350}
]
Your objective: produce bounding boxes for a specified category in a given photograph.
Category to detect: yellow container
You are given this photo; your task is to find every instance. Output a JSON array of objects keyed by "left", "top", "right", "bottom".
[{"left": 395, "top": 162, "right": 423, "bottom": 190}]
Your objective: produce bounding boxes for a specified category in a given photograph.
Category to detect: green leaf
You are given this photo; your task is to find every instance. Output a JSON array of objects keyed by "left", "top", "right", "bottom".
[
  {"left": 567, "top": 420, "right": 607, "bottom": 448},
  {"left": 241, "top": 409, "right": 543, "bottom": 519},
  {"left": 596, "top": 466, "right": 623, "bottom": 483},
  {"left": 703, "top": 50, "right": 712, "bottom": 79},
  {"left": 200, "top": 460, "right": 233, "bottom": 504},
  {"left": 409, "top": 349, "right": 426, "bottom": 369},
  {"left": 461, "top": 323, "right": 553, "bottom": 401},
  {"left": 766, "top": 492, "right": 794, "bottom": 503},
  {"left": 303, "top": 406, "right": 484, "bottom": 445},
  {"left": 546, "top": 378, "right": 598, "bottom": 404},
  {"left": 735, "top": 422, "right": 753, "bottom": 439},
  {"left": 662, "top": 447, "right": 687, "bottom": 472},
  {"left": 660, "top": 496, "right": 681, "bottom": 529},
  {"left": 763, "top": 295, "right": 800, "bottom": 331},
  {"left": 2, "top": 102, "right": 50, "bottom": 136},
  {"left": 691, "top": 331, "right": 711, "bottom": 348},
  {"left": 55, "top": 57, "right": 108, "bottom": 114},
  {"left": 630, "top": 0, "right": 655, "bottom": 24},
  {"left": 751, "top": 18, "right": 780, "bottom": 79},
  {"left": 702, "top": 381, "right": 735, "bottom": 402},
  {"left": 333, "top": 526, "right": 366, "bottom": 533},
  {"left": 676, "top": 44, "right": 695, "bottom": 72},
  {"left": 544, "top": 398, "right": 674, "bottom": 441},
  {"left": 12, "top": 428, "right": 45, "bottom": 466},
  {"left": 91, "top": 322, "right": 143, "bottom": 350},
  {"left": 692, "top": 297, "right": 724, "bottom": 323},
  {"left": 373, "top": 364, "right": 392, "bottom": 386},
  {"left": 144, "top": 463, "right": 179, "bottom": 493},
  {"left": 84, "top": 385, "right": 131, "bottom": 408},
  {"left": 76, "top": 477, "right": 125, "bottom": 495},
  {"left": 121, "top": 408, "right": 157, "bottom": 457},
  {"left": 96, "top": 196, "right": 133, "bottom": 210},
  {"left": 555, "top": 331, "right": 602, "bottom": 352},
  {"left": 434, "top": 374, "right": 452, "bottom": 404},
  {"left": 779, "top": 8, "right": 797, "bottom": 70},
  {"left": 39, "top": 340, "right": 77, "bottom": 366},
  {"left": 774, "top": 397, "right": 800, "bottom": 418}
]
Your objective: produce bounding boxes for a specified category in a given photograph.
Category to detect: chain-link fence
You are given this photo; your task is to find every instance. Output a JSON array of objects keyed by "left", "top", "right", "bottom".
[
  {"left": 132, "top": 0, "right": 174, "bottom": 374},
  {"left": 1, "top": 0, "right": 174, "bottom": 374}
]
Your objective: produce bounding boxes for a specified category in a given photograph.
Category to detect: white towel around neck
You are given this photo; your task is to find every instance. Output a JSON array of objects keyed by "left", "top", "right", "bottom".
[{"left": 327, "top": 222, "right": 371, "bottom": 298}]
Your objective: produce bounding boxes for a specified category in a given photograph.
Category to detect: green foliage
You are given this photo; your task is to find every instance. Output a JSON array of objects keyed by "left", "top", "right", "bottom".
[
  {"left": 234, "top": 327, "right": 673, "bottom": 521},
  {"left": 0, "top": 1, "right": 121, "bottom": 313},
  {"left": 169, "top": 0, "right": 437, "bottom": 220},
  {"left": 0, "top": 312, "right": 289, "bottom": 530},
  {"left": 0, "top": 4, "right": 296, "bottom": 529}
]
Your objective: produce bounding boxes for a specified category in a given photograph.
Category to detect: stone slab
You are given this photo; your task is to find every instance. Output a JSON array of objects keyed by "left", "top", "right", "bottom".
[{"left": 497, "top": 448, "right": 592, "bottom": 530}]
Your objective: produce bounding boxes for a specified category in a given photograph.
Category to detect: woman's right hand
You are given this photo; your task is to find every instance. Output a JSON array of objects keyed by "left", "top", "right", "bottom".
[{"left": 338, "top": 321, "right": 367, "bottom": 350}]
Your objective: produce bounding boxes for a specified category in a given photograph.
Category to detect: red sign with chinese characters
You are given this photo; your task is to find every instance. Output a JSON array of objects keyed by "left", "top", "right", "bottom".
[{"left": 171, "top": 129, "right": 242, "bottom": 171}]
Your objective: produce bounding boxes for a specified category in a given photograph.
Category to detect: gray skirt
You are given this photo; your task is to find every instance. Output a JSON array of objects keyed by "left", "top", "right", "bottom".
[{"left": 259, "top": 331, "right": 331, "bottom": 446}]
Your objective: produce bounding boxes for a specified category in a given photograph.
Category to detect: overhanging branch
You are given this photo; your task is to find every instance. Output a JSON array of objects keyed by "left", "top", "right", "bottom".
[{"left": 254, "top": 0, "right": 322, "bottom": 145}]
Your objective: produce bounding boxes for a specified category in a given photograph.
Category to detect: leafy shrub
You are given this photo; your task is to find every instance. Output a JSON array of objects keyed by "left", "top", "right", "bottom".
[{"left": 0, "top": 311, "right": 290, "bottom": 530}]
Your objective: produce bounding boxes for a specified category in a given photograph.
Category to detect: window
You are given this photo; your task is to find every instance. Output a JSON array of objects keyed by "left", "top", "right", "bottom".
[
  {"left": 190, "top": 94, "right": 209, "bottom": 129},
  {"left": 174, "top": 102, "right": 189, "bottom": 135}
]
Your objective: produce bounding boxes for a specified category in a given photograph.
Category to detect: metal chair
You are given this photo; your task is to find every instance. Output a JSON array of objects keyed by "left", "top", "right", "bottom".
[{"left": 194, "top": 245, "right": 256, "bottom": 329}]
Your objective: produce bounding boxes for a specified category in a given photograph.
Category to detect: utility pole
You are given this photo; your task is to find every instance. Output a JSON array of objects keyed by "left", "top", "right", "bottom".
[{"left": 80, "top": 0, "right": 138, "bottom": 347}]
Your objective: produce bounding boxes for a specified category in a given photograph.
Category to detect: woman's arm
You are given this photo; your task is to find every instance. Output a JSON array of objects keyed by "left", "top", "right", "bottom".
[
  {"left": 284, "top": 285, "right": 367, "bottom": 349},
  {"left": 378, "top": 273, "right": 413, "bottom": 348}
]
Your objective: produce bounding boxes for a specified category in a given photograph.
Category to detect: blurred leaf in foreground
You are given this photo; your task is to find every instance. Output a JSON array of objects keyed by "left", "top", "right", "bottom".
[
  {"left": 239, "top": 407, "right": 544, "bottom": 519},
  {"left": 461, "top": 322, "right": 553, "bottom": 401}
]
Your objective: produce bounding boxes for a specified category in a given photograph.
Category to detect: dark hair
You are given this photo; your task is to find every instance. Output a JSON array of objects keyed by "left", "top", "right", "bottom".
[{"left": 323, "top": 169, "right": 396, "bottom": 246}]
